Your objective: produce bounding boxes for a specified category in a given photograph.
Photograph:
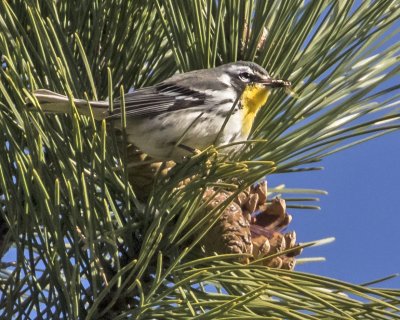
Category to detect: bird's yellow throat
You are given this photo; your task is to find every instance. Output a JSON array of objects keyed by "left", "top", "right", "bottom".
[{"left": 240, "top": 84, "right": 271, "bottom": 136}]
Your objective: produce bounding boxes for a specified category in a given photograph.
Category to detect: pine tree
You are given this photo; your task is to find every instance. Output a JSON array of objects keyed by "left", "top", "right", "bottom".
[{"left": 1, "top": 1, "right": 400, "bottom": 318}]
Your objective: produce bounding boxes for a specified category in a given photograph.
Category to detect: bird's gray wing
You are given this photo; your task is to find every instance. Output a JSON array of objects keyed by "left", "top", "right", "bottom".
[{"left": 107, "top": 83, "right": 207, "bottom": 119}]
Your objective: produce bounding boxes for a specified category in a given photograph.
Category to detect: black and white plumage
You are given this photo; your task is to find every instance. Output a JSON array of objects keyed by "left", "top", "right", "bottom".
[
  {"left": 31, "top": 62, "right": 289, "bottom": 160},
  {"left": 108, "top": 84, "right": 207, "bottom": 119}
]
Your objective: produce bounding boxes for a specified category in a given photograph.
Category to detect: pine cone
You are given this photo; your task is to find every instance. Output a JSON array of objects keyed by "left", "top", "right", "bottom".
[
  {"left": 125, "top": 150, "right": 302, "bottom": 270},
  {"left": 125, "top": 146, "right": 174, "bottom": 200},
  {"left": 201, "top": 182, "right": 302, "bottom": 270},
  {"left": 199, "top": 189, "right": 252, "bottom": 262}
]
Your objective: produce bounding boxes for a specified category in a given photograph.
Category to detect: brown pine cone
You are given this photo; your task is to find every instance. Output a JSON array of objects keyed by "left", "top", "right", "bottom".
[
  {"left": 125, "top": 146, "right": 174, "bottom": 200},
  {"left": 199, "top": 189, "right": 253, "bottom": 262},
  {"left": 201, "top": 182, "right": 302, "bottom": 270},
  {"left": 124, "top": 148, "right": 302, "bottom": 270}
]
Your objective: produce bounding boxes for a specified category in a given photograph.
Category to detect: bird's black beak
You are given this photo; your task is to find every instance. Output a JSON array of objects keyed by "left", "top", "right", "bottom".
[{"left": 258, "top": 77, "right": 291, "bottom": 88}]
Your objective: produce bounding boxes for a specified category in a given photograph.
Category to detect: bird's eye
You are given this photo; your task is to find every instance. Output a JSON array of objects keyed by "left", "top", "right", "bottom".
[{"left": 239, "top": 72, "right": 252, "bottom": 82}]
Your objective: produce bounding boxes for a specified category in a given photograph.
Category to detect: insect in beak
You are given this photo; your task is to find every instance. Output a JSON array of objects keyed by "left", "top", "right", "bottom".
[
  {"left": 258, "top": 78, "right": 291, "bottom": 88},
  {"left": 258, "top": 77, "right": 299, "bottom": 98}
]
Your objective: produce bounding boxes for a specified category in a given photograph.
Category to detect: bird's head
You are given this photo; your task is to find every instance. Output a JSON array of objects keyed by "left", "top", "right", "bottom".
[
  {"left": 220, "top": 61, "right": 290, "bottom": 91},
  {"left": 218, "top": 61, "right": 291, "bottom": 135}
]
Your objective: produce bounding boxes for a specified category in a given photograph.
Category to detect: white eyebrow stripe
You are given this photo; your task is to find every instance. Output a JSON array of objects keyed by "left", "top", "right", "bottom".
[{"left": 227, "top": 65, "right": 254, "bottom": 74}]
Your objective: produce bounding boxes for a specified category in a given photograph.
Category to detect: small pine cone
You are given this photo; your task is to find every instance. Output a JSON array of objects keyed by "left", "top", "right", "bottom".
[
  {"left": 121, "top": 147, "right": 302, "bottom": 269},
  {"left": 125, "top": 146, "right": 175, "bottom": 200},
  {"left": 200, "top": 182, "right": 302, "bottom": 270},
  {"left": 200, "top": 189, "right": 252, "bottom": 262},
  {"left": 227, "top": 182, "right": 302, "bottom": 269}
]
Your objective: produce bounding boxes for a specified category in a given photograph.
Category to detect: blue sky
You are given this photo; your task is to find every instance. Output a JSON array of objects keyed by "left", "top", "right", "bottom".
[
  {"left": 263, "top": 5, "right": 400, "bottom": 288},
  {"left": 269, "top": 118, "right": 400, "bottom": 287}
]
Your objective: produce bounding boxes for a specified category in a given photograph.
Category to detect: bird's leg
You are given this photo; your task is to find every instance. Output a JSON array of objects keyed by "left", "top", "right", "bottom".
[
  {"left": 177, "top": 143, "right": 201, "bottom": 155},
  {"left": 178, "top": 144, "right": 220, "bottom": 171}
]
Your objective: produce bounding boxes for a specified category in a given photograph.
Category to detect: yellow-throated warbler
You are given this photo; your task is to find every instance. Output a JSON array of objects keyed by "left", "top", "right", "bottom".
[{"left": 32, "top": 61, "right": 290, "bottom": 160}]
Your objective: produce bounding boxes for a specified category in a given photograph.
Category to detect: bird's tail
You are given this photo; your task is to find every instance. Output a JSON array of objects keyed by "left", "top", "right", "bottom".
[{"left": 29, "top": 89, "right": 109, "bottom": 120}]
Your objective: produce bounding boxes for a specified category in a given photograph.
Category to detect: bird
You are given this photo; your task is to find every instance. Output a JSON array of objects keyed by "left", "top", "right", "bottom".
[{"left": 31, "top": 61, "right": 290, "bottom": 161}]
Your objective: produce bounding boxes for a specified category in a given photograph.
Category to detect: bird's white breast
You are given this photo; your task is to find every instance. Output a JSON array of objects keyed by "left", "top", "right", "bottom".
[{"left": 124, "top": 98, "right": 246, "bottom": 161}]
